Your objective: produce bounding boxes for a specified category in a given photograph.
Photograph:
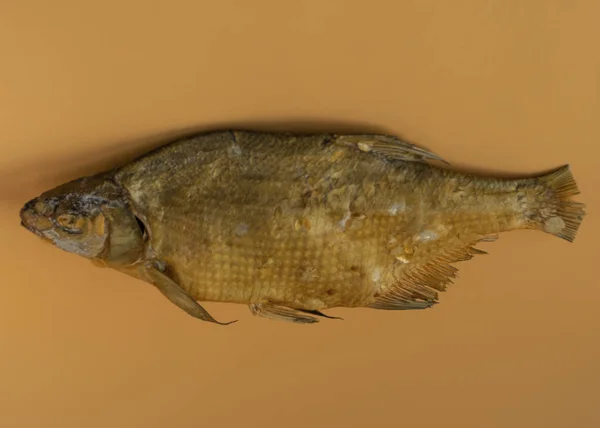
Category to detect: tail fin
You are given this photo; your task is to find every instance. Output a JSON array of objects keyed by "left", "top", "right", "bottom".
[{"left": 536, "top": 165, "right": 586, "bottom": 242}]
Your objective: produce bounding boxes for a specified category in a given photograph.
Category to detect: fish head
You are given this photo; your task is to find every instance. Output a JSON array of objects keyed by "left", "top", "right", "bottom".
[{"left": 20, "top": 174, "right": 145, "bottom": 265}]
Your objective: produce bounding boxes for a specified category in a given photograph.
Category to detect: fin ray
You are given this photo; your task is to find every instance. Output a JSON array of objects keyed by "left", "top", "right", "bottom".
[
  {"left": 334, "top": 134, "right": 448, "bottom": 165},
  {"left": 249, "top": 303, "right": 319, "bottom": 324},
  {"left": 297, "top": 309, "right": 344, "bottom": 320},
  {"left": 140, "top": 262, "right": 237, "bottom": 325},
  {"left": 536, "top": 165, "right": 586, "bottom": 242},
  {"left": 370, "top": 243, "right": 486, "bottom": 310}
]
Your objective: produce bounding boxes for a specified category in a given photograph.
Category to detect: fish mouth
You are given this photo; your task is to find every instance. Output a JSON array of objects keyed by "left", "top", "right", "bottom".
[
  {"left": 19, "top": 199, "right": 50, "bottom": 238},
  {"left": 20, "top": 219, "right": 37, "bottom": 232},
  {"left": 20, "top": 216, "right": 44, "bottom": 238},
  {"left": 19, "top": 204, "right": 34, "bottom": 231}
]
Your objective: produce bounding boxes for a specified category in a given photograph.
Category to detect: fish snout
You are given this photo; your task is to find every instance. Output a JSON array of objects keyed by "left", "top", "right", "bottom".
[{"left": 19, "top": 198, "right": 53, "bottom": 235}]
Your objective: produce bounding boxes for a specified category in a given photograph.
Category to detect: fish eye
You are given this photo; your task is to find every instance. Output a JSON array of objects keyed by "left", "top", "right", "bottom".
[{"left": 56, "top": 213, "right": 85, "bottom": 233}]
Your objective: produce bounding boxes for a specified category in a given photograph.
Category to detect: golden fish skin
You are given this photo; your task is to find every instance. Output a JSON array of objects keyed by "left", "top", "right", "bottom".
[{"left": 20, "top": 130, "right": 586, "bottom": 324}]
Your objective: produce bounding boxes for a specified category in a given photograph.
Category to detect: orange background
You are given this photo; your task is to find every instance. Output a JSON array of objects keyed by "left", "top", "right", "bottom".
[{"left": 1, "top": 2, "right": 598, "bottom": 427}]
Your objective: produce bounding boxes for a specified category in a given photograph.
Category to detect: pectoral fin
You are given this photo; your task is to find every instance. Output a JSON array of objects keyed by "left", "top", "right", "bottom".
[{"left": 141, "top": 263, "right": 237, "bottom": 325}]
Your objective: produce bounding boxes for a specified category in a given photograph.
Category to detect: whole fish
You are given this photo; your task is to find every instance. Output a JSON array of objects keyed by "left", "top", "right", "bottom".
[{"left": 19, "top": 131, "right": 586, "bottom": 324}]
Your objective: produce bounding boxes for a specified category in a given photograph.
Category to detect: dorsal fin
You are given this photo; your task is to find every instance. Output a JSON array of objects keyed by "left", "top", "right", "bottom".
[
  {"left": 369, "top": 243, "right": 486, "bottom": 310},
  {"left": 334, "top": 134, "right": 448, "bottom": 165}
]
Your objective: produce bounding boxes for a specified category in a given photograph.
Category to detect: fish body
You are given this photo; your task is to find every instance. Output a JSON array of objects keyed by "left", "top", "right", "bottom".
[{"left": 20, "top": 130, "right": 586, "bottom": 324}]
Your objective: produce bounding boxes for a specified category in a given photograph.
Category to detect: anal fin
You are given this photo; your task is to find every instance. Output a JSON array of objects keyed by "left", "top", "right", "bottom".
[{"left": 370, "top": 241, "right": 488, "bottom": 310}]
